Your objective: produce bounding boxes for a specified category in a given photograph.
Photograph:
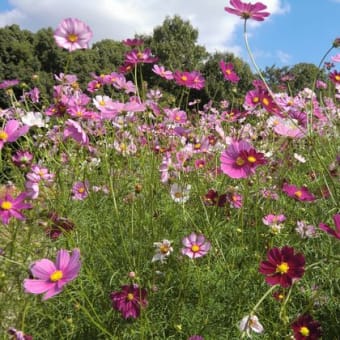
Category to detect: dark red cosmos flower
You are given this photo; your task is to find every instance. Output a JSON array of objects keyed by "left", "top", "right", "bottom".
[
  {"left": 110, "top": 284, "right": 148, "bottom": 319},
  {"left": 291, "top": 314, "right": 322, "bottom": 339},
  {"left": 259, "top": 246, "right": 305, "bottom": 288}
]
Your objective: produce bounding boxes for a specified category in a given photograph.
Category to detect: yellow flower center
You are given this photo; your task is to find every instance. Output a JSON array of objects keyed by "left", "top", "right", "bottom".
[
  {"left": 262, "top": 97, "right": 270, "bottom": 106},
  {"left": 67, "top": 34, "right": 78, "bottom": 43},
  {"left": 247, "top": 156, "right": 256, "bottom": 163},
  {"left": 50, "top": 270, "right": 63, "bottom": 282},
  {"left": 120, "top": 143, "right": 127, "bottom": 151},
  {"left": 253, "top": 96, "right": 259, "bottom": 103},
  {"left": 181, "top": 75, "right": 188, "bottom": 81},
  {"left": 0, "top": 130, "right": 8, "bottom": 141},
  {"left": 225, "top": 69, "right": 231, "bottom": 75},
  {"left": 294, "top": 190, "right": 302, "bottom": 198},
  {"left": 78, "top": 187, "right": 85, "bottom": 193},
  {"left": 137, "top": 51, "right": 143, "bottom": 59},
  {"left": 1, "top": 201, "right": 12, "bottom": 210},
  {"left": 174, "top": 192, "right": 183, "bottom": 198},
  {"left": 236, "top": 156, "right": 245, "bottom": 166},
  {"left": 299, "top": 326, "right": 310, "bottom": 337},
  {"left": 191, "top": 244, "right": 200, "bottom": 253},
  {"left": 335, "top": 75, "right": 340, "bottom": 81},
  {"left": 127, "top": 293, "right": 134, "bottom": 301},
  {"left": 160, "top": 244, "right": 170, "bottom": 254},
  {"left": 76, "top": 111, "right": 83, "bottom": 117},
  {"left": 276, "top": 262, "right": 289, "bottom": 274}
]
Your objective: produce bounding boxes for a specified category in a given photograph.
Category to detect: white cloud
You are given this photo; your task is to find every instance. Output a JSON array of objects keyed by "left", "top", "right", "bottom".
[
  {"left": 0, "top": 0, "right": 287, "bottom": 57},
  {"left": 276, "top": 50, "right": 292, "bottom": 64}
]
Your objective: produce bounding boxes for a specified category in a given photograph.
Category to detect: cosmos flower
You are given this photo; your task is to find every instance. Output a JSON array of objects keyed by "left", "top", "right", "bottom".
[
  {"left": 110, "top": 284, "right": 148, "bottom": 319},
  {"left": 0, "top": 120, "right": 29, "bottom": 150},
  {"left": 224, "top": 0, "right": 270, "bottom": 21},
  {"left": 63, "top": 119, "right": 89, "bottom": 146},
  {"left": 239, "top": 315, "right": 264, "bottom": 337},
  {"left": 181, "top": 232, "right": 211, "bottom": 259},
  {"left": 220, "top": 140, "right": 266, "bottom": 179},
  {"left": 259, "top": 246, "right": 305, "bottom": 288},
  {"left": 152, "top": 239, "right": 174, "bottom": 263},
  {"left": 23, "top": 248, "right": 81, "bottom": 300},
  {"left": 0, "top": 192, "right": 31, "bottom": 225},
  {"left": 71, "top": 181, "right": 89, "bottom": 200},
  {"left": 282, "top": 183, "right": 316, "bottom": 202},
  {"left": 170, "top": 183, "right": 191, "bottom": 203},
  {"left": 54, "top": 18, "right": 93, "bottom": 52},
  {"left": 295, "top": 221, "right": 317, "bottom": 239},
  {"left": 291, "top": 314, "right": 322, "bottom": 340},
  {"left": 319, "top": 213, "right": 340, "bottom": 240},
  {"left": 7, "top": 327, "right": 32, "bottom": 340},
  {"left": 219, "top": 60, "right": 240, "bottom": 83}
]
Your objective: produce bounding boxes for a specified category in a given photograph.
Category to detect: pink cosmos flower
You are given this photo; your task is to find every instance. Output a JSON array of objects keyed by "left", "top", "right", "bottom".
[
  {"left": 173, "top": 70, "right": 205, "bottom": 90},
  {"left": 331, "top": 53, "right": 340, "bottom": 63},
  {"left": 259, "top": 246, "right": 305, "bottom": 288},
  {"left": 0, "top": 192, "right": 31, "bottom": 225},
  {"left": 8, "top": 327, "right": 32, "bottom": 340},
  {"left": 71, "top": 181, "right": 89, "bottom": 200},
  {"left": 152, "top": 64, "right": 174, "bottom": 80},
  {"left": 124, "top": 48, "right": 158, "bottom": 65},
  {"left": 224, "top": 0, "right": 270, "bottom": 21},
  {"left": 0, "top": 120, "right": 29, "bottom": 150},
  {"left": 0, "top": 79, "right": 19, "bottom": 89},
  {"left": 23, "top": 248, "right": 81, "bottom": 300},
  {"left": 54, "top": 18, "right": 93, "bottom": 52},
  {"left": 181, "top": 232, "right": 211, "bottom": 259},
  {"left": 63, "top": 119, "right": 89, "bottom": 146},
  {"left": 263, "top": 214, "right": 286, "bottom": 225},
  {"left": 219, "top": 60, "right": 240, "bottom": 83},
  {"left": 282, "top": 183, "right": 316, "bottom": 202},
  {"left": 110, "top": 284, "right": 148, "bottom": 319},
  {"left": 122, "top": 38, "right": 144, "bottom": 47},
  {"left": 319, "top": 213, "right": 340, "bottom": 240},
  {"left": 220, "top": 140, "right": 266, "bottom": 179},
  {"left": 329, "top": 70, "right": 340, "bottom": 84}
]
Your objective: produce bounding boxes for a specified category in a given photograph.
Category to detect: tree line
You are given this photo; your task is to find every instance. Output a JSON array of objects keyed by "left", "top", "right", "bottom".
[{"left": 0, "top": 15, "right": 323, "bottom": 108}]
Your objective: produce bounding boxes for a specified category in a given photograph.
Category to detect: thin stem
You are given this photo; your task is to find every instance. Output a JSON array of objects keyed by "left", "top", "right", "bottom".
[{"left": 243, "top": 20, "right": 274, "bottom": 98}]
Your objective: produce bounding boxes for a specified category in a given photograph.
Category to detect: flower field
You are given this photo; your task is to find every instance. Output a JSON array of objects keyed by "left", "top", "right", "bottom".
[{"left": 1, "top": 1, "right": 339, "bottom": 339}]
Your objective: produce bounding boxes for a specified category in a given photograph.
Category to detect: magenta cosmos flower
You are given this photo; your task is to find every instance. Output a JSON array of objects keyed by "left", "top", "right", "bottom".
[
  {"left": 54, "top": 18, "right": 93, "bottom": 52},
  {"left": 282, "top": 183, "right": 316, "bottom": 202},
  {"left": 259, "top": 246, "right": 305, "bottom": 288},
  {"left": 24, "top": 248, "right": 81, "bottom": 300},
  {"left": 291, "top": 314, "right": 322, "bottom": 340},
  {"left": 0, "top": 192, "right": 31, "bottom": 225},
  {"left": 181, "top": 232, "right": 211, "bottom": 259},
  {"left": 224, "top": 0, "right": 270, "bottom": 21},
  {"left": 319, "top": 213, "right": 340, "bottom": 240},
  {"left": 220, "top": 140, "right": 266, "bottom": 179},
  {"left": 110, "top": 284, "right": 148, "bottom": 319},
  {"left": 0, "top": 120, "right": 29, "bottom": 150},
  {"left": 219, "top": 60, "right": 240, "bottom": 83}
]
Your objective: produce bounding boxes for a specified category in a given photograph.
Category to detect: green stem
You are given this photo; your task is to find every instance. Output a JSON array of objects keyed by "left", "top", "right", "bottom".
[{"left": 243, "top": 20, "right": 274, "bottom": 98}]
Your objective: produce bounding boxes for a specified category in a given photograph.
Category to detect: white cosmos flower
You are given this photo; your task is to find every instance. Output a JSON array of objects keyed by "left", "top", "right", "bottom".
[
  {"left": 239, "top": 315, "right": 264, "bottom": 338},
  {"left": 170, "top": 183, "right": 191, "bottom": 203},
  {"left": 152, "top": 239, "right": 173, "bottom": 263},
  {"left": 21, "top": 111, "right": 47, "bottom": 127},
  {"left": 294, "top": 153, "right": 306, "bottom": 163}
]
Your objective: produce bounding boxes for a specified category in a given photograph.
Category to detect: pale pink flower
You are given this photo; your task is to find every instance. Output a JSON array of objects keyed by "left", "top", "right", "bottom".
[
  {"left": 54, "top": 18, "right": 93, "bottom": 52},
  {"left": 239, "top": 315, "right": 264, "bottom": 337},
  {"left": 63, "top": 119, "right": 89, "bottom": 146},
  {"left": 181, "top": 232, "right": 211, "bottom": 259}
]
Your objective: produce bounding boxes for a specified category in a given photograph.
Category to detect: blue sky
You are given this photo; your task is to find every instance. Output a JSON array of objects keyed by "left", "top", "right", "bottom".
[{"left": 0, "top": 0, "right": 339, "bottom": 70}]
